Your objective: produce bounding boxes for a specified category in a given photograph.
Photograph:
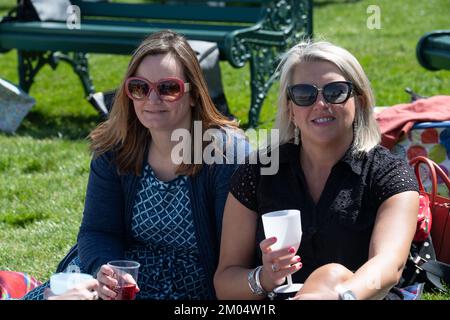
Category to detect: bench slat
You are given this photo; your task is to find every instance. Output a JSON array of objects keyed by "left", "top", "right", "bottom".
[
  {"left": 72, "top": 2, "right": 262, "bottom": 24},
  {"left": 82, "top": 19, "right": 242, "bottom": 33},
  {"left": 0, "top": 21, "right": 231, "bottom": 54},
  {"left": 0, "top": 20, "right": 241, "bottom": 34}
]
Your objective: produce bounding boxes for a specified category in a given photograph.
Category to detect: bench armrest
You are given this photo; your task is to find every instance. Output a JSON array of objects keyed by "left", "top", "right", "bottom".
[
  {"left": 224, "top": 0, "right": 313, "bottom": 68},
  {"left": 416, "top": 30, "right": 450, "bottom": 71}
]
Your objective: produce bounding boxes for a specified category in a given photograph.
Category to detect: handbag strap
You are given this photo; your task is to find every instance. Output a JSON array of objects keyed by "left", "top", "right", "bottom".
[
  {"left": 409, "top": 156, "right": 441, "bottom": 204},
  {"left": 410, "top": 156, "right": 438, "bottom": 203},
  {"left": 433, "top": 162, "right": 450, "bottom": 191}
]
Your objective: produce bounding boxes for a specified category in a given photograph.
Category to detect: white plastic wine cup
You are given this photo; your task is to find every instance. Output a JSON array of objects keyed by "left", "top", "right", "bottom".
[
  {"left": 50, "top": 272, "right": 94, "bottom": 295},
  {"left": 262, "top": 209, "right": 302, "bottom": 295}
]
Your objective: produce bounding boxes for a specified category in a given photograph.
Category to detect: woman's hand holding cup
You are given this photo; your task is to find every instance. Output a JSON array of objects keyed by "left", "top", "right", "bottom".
[{"left": 259, "top": 237, "right": 302, "bottom": 292}]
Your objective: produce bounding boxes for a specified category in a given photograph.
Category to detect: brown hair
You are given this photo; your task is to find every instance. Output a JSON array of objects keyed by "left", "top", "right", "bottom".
[{"left": 89, "top": 30, "right": 238, "bottom": 176}]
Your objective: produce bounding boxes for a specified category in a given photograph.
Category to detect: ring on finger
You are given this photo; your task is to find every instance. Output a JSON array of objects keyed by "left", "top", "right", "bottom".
[{"left": 271, "top": 263, "right": 279, "bottom": 272}]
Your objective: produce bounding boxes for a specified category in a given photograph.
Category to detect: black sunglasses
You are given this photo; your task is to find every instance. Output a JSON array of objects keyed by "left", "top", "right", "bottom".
[{"left": 287, "top": 81, "right": 355, "bottom": 107}]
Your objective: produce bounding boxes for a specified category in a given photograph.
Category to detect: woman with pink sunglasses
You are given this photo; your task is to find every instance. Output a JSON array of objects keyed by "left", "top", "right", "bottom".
[{"left": 22, "top": 30, "right": 247, "bottom": 300}]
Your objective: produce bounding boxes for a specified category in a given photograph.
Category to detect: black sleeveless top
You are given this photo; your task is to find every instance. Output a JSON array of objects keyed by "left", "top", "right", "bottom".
[{"left": 230, "top": 143, "right": 419, "bottom": 283}]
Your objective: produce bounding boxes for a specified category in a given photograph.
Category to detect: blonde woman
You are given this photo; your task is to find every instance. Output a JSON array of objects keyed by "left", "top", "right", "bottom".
[{"left": 214, "top": 41, "right": 419, "bottom": 300}]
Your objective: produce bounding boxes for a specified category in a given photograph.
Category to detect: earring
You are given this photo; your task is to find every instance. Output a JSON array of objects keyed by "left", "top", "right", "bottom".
[{"left": 294, "top": 126, "right": 300, "bottom": 145}]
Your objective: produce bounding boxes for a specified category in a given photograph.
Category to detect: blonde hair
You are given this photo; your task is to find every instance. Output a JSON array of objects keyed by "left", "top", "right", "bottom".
[
  {"left": 274, "top": 40, "right": 380, "bottom": 155},
  {"left": 89, "top": 30, "right": 238, "bottom": 176}
]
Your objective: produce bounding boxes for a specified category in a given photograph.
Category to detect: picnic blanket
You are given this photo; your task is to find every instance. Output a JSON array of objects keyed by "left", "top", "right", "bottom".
[
  {"left": 375, "top": 95, "right": 450, "bottom": 150},
  {"left": 0, "top": 271, "right": 41, "bottom": 299}
]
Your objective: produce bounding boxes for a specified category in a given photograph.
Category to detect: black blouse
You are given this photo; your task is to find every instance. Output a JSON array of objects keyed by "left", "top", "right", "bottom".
[{"left": 230, "top": 143, "right": 419, "bottom": 283}]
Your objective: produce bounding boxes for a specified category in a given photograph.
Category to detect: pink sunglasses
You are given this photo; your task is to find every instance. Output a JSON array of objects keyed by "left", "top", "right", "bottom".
[{"left": 125, "top": 77, "right": 191, "bottom": 102}]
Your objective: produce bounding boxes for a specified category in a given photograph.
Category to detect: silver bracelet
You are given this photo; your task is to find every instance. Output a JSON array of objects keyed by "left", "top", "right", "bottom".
[
  {"left": 247, "top": 266, "right": 267, "bottom": 296},
  {"left": 255, "top": 266, "right": 265, "bottom": 293}
]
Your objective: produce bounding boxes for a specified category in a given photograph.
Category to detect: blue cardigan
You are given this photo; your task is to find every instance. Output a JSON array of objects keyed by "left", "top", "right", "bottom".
[{"left": 74, "top": 133, "right": 247, "bottom": 299}]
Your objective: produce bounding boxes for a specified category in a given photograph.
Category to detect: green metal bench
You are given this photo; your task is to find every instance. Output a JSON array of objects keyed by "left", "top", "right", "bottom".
[
  {"left": 0, "top": 0, "right": 313, "bottom": 127},
  {"left": 416, "top": 30, "right": 450, "bottom": 71}
]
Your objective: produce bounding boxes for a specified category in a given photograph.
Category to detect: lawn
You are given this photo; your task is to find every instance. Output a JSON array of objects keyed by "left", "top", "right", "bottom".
[{"left": 0, "top": 0, "right": 449, "bottom": 300}]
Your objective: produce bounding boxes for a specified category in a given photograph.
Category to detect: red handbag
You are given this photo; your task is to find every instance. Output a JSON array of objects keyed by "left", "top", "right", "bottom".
[{"left": 410, "top": 156, "right": 450, "bottom": 264}]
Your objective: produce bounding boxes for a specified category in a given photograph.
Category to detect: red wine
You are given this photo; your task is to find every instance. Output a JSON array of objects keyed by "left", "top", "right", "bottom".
[{"left": 115, "top": 284, "right": 136, "bottom": 300}]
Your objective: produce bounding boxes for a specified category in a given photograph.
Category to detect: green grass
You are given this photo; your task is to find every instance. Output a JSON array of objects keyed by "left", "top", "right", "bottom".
[
  {"left": 0, "top": 137, "right": 89, "bottom": 277},
  {"left": 0, "top": 0, "right": 449, "bottom": 300},
  {"left": 312, "top": 0, "right": 450, "bottom": 106}
]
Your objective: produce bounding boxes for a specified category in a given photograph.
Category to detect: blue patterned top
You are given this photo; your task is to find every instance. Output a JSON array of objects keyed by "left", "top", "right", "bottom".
[{"left": 125, "top": 164, "right": 209, "bottom": 299}]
